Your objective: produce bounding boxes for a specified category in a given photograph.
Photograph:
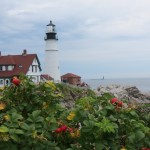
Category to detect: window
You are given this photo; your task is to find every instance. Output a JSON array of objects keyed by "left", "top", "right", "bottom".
[
  {"left": 19, "top": 65, "right": 23, "bottom": 68},
  {"left": 5, "top": 79, "right": 10, "bottom": 85},
  {"left": 32, "top": 66, "right": 33, "bottom": 72},
  {"left": 35, "top": 66, "right": 37, "bottom": 72},
  {"left": 5, "top": 66, "right": 8, "bottom": 71},
  {"left": 0, "top": 66, "right": 2, "bottom": 71},
  {"left": 8, "top": 65, "right": 14, "bottom": 71},
  {"left": 32, "top": 65, "right": 37, "bottom": 72},
  {"left": 0, "top": 79, "right": 4, "bottom": 85}
]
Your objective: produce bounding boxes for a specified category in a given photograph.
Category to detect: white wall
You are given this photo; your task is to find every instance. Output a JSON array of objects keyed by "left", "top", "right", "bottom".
[
  {"left": 45, "top": 39, "right": 58, "bottom": 50},
  {"left": 26, "top": 58, "right": 41, "bottom": 83},
  {"left": 44, "top": 40, "right": 61, "bottom": 82}
]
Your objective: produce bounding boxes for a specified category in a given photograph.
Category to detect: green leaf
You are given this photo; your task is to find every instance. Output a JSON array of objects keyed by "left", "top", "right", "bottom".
[
  {"left": 101, "top": 93, "right": 112, "bottom": 100},
  {"left": 9, "top": 129, "right": 16, "bottom": 134},
  {"left": 54, "top": 147, "right": 61, "bottom": 150},
  {"left": 96, "top": 118, "right": 116, "bottom": 133},
  {"left": 105, "top": 106, "right": 113, "bottom": 110},
  {"left": 83, "top": 120, "right": 95, "bottom": 128},
  {"left": 15, "top": 129, "right": 24, "bottom": 134},
  {"left": 27, "top": 110, "right": 44, "bottom": 123},
  {"left": 20, "top": 122, "right": 30, "bottom": 130},
  {"left": 82, "top": 120, "right": 95, "bottom": 133},
  {"left": 9, "top": 129, "right": 24, "bottom": 135},
  {"left": 32, "top": 110, "right": 41, "bottom": 118},
  {"left": 135, "top": 130, "right": 145, "bottom": 141},
  {"left": 130, "top": 111, "right": 138, "bottom": 118},
  {"left": 109, "top": 115, "right": 117, "bottom": 121},
  {"left": 11, "top": 112, "right": 23, "bottom": 122},
  {"left": 35, "top": 116, "right": 44, "bottom": 123},
  {"left": 0, "top": 125, "right": 9, "bottom": 133},
  {"left": 95, "top": 141, "right": 104, "bottom": 150},
  {"left": 46, "top": 116, "right": 56, "bottom": 122},
  {"left": 49, "top": 123, "right": 58, "bottom": 131},
  {"left": 10, "top": 134, "right": 20, "bottom": 142},
  {"left": 128, "top": 133, "right": 135, "bottom": 143}
]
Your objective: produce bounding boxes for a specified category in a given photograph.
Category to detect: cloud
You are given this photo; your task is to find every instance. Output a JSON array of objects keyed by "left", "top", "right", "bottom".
[{"left": 1, "top": 0, "right": 150, "bottom": 78}]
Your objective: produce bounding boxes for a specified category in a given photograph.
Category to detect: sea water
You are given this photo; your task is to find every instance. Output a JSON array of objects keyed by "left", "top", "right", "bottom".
[{"left": 83, "top": 78, "right": 150, "bottom": 92}]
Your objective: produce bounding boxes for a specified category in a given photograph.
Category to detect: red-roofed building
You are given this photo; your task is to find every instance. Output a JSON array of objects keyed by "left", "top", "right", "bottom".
[
  {"left": 0, "top": 50, "right": 42, "bottom": 87},
  {"left": 41, "top": 74, "right": 54, "bottom": 82},
  {"left": 61, "top": 73, "right": 81, "bottom": 85}
]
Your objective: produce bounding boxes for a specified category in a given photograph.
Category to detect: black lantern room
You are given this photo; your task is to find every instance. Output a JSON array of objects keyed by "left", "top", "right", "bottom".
[{"left": 45, "top": 20, "right": 58, "bottom": 40}]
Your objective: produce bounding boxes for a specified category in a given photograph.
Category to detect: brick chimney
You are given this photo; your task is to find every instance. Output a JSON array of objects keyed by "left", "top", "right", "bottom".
[{"left": 22, "top": 49, "right": 27, "bottom": 56}]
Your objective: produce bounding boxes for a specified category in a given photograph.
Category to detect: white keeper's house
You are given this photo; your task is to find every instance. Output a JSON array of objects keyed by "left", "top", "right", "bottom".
[{"left": 0, "top": 49, "right": 43, "bottom": 87}]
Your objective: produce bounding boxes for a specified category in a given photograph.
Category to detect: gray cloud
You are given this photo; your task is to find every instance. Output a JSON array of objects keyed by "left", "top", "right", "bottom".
[{"left": 1, "top": 0, "right": 150, "bottom": 78}]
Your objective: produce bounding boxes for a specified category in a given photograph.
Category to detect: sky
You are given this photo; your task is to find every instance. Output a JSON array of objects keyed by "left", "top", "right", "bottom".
[{"left": 1, "top": 0, "right": 150, "bottom": 79}]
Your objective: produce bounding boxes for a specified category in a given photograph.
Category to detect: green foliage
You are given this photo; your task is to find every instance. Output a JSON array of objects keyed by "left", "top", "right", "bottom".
[{"left": 0, "top": 74, "right": 149, "bottom": 150}]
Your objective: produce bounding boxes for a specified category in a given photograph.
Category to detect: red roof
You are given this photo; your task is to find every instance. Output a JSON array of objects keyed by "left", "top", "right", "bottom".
[
  {"left": 41, "top": 74, "right": 53, "bottom": 80},
  {"left": 61, "top": 73, "right": 81, "bottom": 78},
  {"left": 0, "top": 55, "right": 16, "bottom": 65},
  {"left": 0, "top": 53, "right": 41, "bottom": 77}
]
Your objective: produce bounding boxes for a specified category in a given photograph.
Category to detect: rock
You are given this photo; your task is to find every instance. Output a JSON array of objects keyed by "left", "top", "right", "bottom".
[{"left": 96, "top": 85, "right": 150, "bottom": 104}]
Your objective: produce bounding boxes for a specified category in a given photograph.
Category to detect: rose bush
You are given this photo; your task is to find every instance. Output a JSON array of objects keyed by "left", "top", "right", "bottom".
[{"left": 0, "top": 75, "right": 149, "bottom": 150}]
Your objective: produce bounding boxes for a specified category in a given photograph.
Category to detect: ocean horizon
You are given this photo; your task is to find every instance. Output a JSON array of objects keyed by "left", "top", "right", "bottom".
[{"left": 83, "top": 77, "right": 150, "bottom": 92}]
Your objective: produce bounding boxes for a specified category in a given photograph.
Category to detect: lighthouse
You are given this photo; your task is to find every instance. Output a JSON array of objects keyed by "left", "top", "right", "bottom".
[{"left": 44, "top": 20, "right": 61, "bottom": 82}]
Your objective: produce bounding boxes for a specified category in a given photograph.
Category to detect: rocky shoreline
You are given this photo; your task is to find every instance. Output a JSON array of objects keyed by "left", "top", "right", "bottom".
[{"left": 95, "top": 85, "right": 150, "bottom": 104}]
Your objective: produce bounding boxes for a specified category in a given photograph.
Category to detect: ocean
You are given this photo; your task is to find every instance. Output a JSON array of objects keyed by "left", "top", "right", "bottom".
[{"left": 83, "top": 78, "right": 150, "bottom": 92}]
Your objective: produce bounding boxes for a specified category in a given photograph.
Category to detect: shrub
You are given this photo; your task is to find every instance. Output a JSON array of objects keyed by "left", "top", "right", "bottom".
[{"left": 0, "top": 75, "right": 149, "bottom": 150}]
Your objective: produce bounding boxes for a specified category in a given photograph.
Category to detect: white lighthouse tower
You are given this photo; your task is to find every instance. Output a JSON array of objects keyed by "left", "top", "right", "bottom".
[{"left": 44, "top": 20, "right": 61, "bottom": 82}]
